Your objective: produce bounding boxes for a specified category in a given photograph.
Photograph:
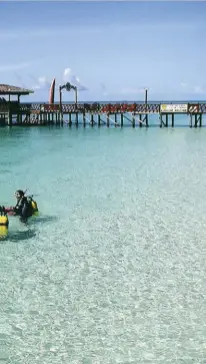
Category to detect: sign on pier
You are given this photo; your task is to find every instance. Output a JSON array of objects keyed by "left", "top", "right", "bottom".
[
  {"left": 188, "top": 104, "right": 199, "bottom": 113},
  {"left": 160, "top": 104, "right": 188, "bottom": 113}
]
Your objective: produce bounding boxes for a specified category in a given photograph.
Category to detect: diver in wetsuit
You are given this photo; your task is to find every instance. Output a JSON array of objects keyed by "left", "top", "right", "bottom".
[{"left": 13, "top": 190, "right": 33, "bottom": 223}]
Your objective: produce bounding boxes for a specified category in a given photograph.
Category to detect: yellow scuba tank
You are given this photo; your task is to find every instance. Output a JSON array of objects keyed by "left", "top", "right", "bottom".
[
  {"left": 0, "top": 206, "right": 9, "bottom": 238},
  {"left": 0, "top": 225, "right": 8, "bottom": 238},
  {"left": 0, "top": 215, "right": 9, "bottom": 226},
  {"left": 31, "top": 200, "right": 38, "bottom": 211},
  {"left": 0, "top": 206, "right": 9, "bottom": 227},
  {"left": 27, "top": 196, "right": 39, "bottom": 216},
  {"left": 32, "top": 200, "right": 39, "bottom": 216}
]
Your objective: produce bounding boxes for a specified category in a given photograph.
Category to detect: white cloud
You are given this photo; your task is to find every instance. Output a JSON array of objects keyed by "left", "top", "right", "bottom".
[
  {"left": 0, "top": 26, "right": 103, "bottom": 42},
  {"left": 100, "top": 83, "right": 108, "bottom": 96},
  {"left": 180, "top": 82, "right": 188, "bottom": 88},
  {"left": 180, "top": 81, "right": 205, "bottom": 94},
  {"left": 63, "top": 68, "right": 87, "bottom": 91},
  {"left": 194, "top": 86, "right": 204, "bottom": 94},
  {"left": 32, "top": 76, "right": 51, "bottom": 90},
  {"left": 119, "top": 87, "right": 146, "bottom": 95},
  {"left": 0, "top": 28, "right": 68, "bottom": 41},
  {"left": 28, "top": 68, "right": 88, "bottom": 94},
  {"left": 0, "top": 62, "right": 31, "bottom": 73}
]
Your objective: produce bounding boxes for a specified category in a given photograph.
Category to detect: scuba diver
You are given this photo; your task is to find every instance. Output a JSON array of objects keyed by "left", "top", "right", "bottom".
[
  {"left": 7, "top": 190, "right": 39, "bottom": 223},
  {"left": 13, "top": 190, "right": 33, "bottom": 223}
]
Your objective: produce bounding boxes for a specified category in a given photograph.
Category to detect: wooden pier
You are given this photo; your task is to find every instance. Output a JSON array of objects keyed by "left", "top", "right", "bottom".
[{"left": 0, "top": 84, "right": 205, "bottom": 128}]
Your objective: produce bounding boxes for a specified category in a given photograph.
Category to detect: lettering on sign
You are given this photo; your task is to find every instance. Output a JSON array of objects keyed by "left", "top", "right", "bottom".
[{"left": 160, "top": 104, "right": 188, "bottom": 113}]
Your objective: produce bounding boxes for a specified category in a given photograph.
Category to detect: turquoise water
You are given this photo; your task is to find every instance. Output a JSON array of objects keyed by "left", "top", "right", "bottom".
[{"left": 0, "top": 122, "right": 205, "bottom": 363}]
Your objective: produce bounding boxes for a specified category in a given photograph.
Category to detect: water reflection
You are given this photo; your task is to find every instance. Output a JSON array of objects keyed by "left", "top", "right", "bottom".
[
  {"left": 30, "top": 214, "right": 58, "bottom": 225},
  {"left": 0, "top": 215, "right": 58, "bottom": 243},
  {"left": 9, "top": 229, "right": 36, "bottom": 242},
  {"left": 0, "top": 228, "right": 36, "bottom": 243}
]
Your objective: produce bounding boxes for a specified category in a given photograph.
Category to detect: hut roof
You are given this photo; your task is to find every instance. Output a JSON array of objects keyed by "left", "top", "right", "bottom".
[{"left": 0, "top": 84, "right": 34, "bottom": 95}]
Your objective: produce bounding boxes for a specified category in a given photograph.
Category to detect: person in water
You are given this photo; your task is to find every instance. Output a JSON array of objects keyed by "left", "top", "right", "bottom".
[{"left": 12, "top": 190, "right": 33, "bottom": 223}]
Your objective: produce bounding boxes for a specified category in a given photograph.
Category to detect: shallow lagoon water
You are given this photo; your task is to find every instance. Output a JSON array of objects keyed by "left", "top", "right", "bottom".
[{"left": 0, "top": 122, "right": 206, "bottom": 363}]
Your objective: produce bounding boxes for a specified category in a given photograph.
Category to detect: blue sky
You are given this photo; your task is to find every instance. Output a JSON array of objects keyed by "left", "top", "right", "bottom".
[{"left": 0, "top": 1, "right": 205, "bottom": 102}]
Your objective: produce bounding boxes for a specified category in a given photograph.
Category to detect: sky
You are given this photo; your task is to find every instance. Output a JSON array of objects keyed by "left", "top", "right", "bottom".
[{"left": 0, "top": 1, "right": 205, "bottom": 102}]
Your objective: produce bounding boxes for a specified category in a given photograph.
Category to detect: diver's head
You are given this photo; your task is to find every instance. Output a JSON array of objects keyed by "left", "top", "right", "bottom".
[{"left": 15, "top": 190, "right": 24, "bottom": 201}]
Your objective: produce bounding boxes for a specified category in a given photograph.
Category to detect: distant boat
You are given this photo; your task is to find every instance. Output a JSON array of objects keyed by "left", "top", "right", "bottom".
[{"left": 49, "top": 78, "right": 55, "bottom": 104}]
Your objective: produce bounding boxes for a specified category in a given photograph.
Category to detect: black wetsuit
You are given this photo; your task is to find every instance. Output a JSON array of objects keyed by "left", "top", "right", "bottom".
[{"left": 14, "top": 197, "right": 33, "bottom": 223}]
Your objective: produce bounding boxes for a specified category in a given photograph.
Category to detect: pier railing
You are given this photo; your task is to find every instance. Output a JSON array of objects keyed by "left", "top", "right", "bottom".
[{"left": 0, "top": 102, "right": 206, "bottom": 114}]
